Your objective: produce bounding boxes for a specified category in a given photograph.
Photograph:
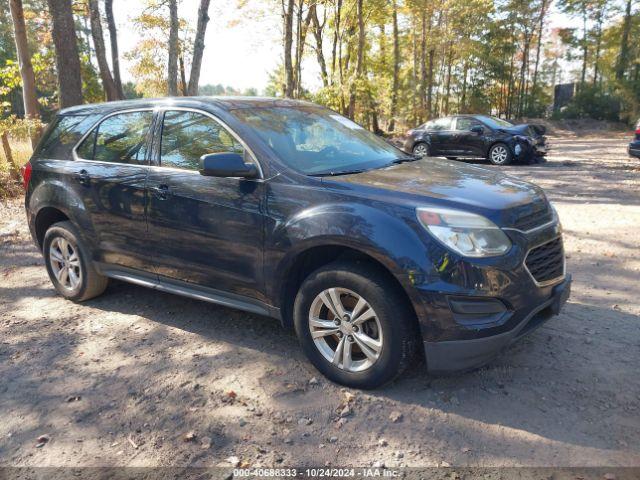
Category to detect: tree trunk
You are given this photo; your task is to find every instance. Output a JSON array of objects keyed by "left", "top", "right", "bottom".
[
  {"left": 615, "top": 0, "right": 632, "bottom": 80},
  {"left": 310, "top": 3, "right": 329, "bottom": 88},
  {"left": 443, "top": 44, "right": 453, "bottom": 115},
  {"left": 419, "top": 8, "right": 427, "bottom": 121},
  {"left": 593, "top": 10, "right": 603, "bottom": 85},
  {"left": 347, "top": 0, "right": 365, "bottom": 119},
  {"left": 580, "top": 6, "right": 587, "bottom": 87},
  {"left": 47, "top": 0, "right": 83, "bottom": 108},
  {"left": 460, "top": 61, "right": 468, "bottom": 113},
  {"left": 1, "top": 132, "right": 21, "bottom": 181},
  {"left": 9, "top": 0, "right": 40, "bottom": 147},
  {"left": 179, "top": 53, "right": 188, "bottom": 95},
  {"left": 530, "top": 0, "right": 548, "bottom": 111},
  {"left": 331, "top": 0, "right": 342, "bottom": 86},
  {"left": 167, "top": 0, "right": 179, "bottom": 96},
  {"left": 283, "top": 0, "right": 295, "bottom": 97},
  {"left": 388, "top": 0, "right": 400, "bottom": 132},
  {"left": 88, "top": 0, "right": 119, "bottom": 101},
  {"left": 104, "top": 0, "right": 124, "bottom": 98},
  {"left": 187, "top": 0, "right": 211, "bottom": 95}
]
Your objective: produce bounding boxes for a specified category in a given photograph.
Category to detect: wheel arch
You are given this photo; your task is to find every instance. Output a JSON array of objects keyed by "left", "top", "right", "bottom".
[
  {"left": 34, "top": 206, "right": 70, "bottom": 250},
  {"left": 277, "top": 243, "right": 421, "bottom": 331}
]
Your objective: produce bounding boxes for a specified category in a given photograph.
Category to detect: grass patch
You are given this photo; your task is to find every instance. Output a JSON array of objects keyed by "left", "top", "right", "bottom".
[{"left": 1, "top": 137, "right": 32, "bottom": 200}]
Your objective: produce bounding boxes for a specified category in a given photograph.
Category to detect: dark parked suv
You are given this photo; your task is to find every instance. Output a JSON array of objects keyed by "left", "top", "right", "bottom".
[{"left": 24, "top": 98, "right": 570, "bottom": 388}]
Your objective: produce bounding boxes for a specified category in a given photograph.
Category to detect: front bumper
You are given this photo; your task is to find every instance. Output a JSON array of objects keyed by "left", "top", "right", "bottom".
[{"left": 423, "top": 276, "right": 571, "bottom": 373}]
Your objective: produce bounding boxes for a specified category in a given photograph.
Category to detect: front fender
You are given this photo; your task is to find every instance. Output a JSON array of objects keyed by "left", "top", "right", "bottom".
[{"left": 267, "top": 202, "right": 432, "bottom": 317}]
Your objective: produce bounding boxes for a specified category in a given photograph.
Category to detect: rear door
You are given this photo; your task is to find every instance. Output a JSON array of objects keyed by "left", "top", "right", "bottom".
[
  {"left": 426, "top": 117, "right": 455, "bottom": 154},
  {"left": 72, "top": 109, "right": 156, "bottom": 272},
  {"left": 145, "top": 108, "right": 265, "bottom": 301}
]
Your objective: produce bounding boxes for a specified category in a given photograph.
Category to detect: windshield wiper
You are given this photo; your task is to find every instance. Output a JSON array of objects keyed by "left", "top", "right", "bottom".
[
  {"left": 389, "top": 154, "right": 420, "bottom": 165},
  {"left": 310, "top": 168, "right": 368, "bottom": 177}
]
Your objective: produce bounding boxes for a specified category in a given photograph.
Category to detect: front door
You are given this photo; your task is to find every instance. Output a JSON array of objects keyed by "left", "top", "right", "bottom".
[
  {"left": 145, "top": 109, "right": 265, "bottom": 301},
  {"left": 453, "top": 117, "right": 487, "bottom": 157},
  {"left": 72, "top": 109, "right": 156, "bottom": 272}
]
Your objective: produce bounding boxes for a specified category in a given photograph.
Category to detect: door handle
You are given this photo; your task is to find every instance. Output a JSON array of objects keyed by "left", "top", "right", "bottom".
[
  {"left": 74, "top": 169, "right": 90, "bottom": 187},
  {"left": 150, "top": 184, "right": 170, "bottom": 200}
]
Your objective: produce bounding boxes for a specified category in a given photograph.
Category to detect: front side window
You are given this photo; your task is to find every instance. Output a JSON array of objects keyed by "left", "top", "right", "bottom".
[
  {"left": 76, "top": 111, "right": 153, "bottom": 164},
  {"left": 230, "top": 106, "right": 408, "bottom": 175},
  {"left": 455, "top": 117, "right": 483, "bottom": 131},
  {"left": 160, "top": 110, "right": 244, "bottom": 171}
]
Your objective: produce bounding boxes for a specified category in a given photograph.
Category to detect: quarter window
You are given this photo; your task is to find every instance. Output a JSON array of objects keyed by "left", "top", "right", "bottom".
[
  {"left": 33, "top": 114, "right": 101, "bottom": 160},
  {"left": 76, "top": 111, "right": 154, "bottom": 164},
  {"left": 160, "top": 110, "right": 244, "bottom": 171},
  {"left": 427, "top": 118, "right": 452, "bottom": 131}
]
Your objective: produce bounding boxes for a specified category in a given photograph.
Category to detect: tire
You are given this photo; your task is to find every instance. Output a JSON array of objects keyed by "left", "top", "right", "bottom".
[
  {"left": 43, "top": 221, "right": 108, "bottom": 302},
  {"left": 412, "top": 142, "right": 430, "bottom": 157},
  {"left": 293, "top": 261, "right": 419, "bottom": 389},
  {"left": 488, "top": 143, "right": 512, "bottom": 165}
]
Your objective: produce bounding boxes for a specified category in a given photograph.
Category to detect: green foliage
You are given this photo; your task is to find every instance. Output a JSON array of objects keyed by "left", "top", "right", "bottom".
[{"left": 553, "top": 84, "right": 621, "bottom": 121}]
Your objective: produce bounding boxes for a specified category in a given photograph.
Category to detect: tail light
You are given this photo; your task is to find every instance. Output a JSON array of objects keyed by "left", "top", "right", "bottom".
[
  {"left": 636, "top": 120, "right": 640, "bottom": 134},
  {"left": 21, "top": 162, "right": 32, "bottom": 190}
]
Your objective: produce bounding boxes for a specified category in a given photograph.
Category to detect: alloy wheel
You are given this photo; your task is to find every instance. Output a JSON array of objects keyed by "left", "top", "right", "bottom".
[
  {"left": 490, "top": 145, "right": 509, "bottom": 164},
  {"left": 413, "top": 144, "right": 429, "bottom": 157},
  {"left": 49, "top": 237, "right": 82, "bottom": 291},
  {"left": 308, "top": 288, "right": 383, "bottom": 372}
]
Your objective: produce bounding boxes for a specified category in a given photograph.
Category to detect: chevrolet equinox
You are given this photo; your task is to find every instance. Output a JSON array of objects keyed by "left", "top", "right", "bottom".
[{"left": 23, "top": 98, "right": 571, "bottom": 389}]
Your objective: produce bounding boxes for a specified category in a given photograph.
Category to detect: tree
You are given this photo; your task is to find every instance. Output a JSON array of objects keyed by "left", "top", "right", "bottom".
[
  {"left": 47, "top": 0, "right": 83, "bottom": 107},
  {"left": 104, "top": 0, "right": 124, "bottom": 98},
  {"left": 187, "top": 0, "right": 211, "bottom": 95},
  {"left": 615, "top": 0, "right": 633, "bottom": 80},
  {"left": 282, "top": 0, "right": 295, "bottom": 97},
  {"left": 88, "top": 0, "right": 120, "bottom": 100},
  {"left": 8, "top": 0, "right": 39, "bottom": 145},
  {"left": 167, "top": 0, "right": 179, "bottom": 96}
]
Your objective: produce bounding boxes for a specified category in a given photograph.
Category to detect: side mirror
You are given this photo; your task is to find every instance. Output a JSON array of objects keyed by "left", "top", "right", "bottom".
[
  {"left": 199, "top": 152, "right": 259, "bottom": 179},
  {"left": 470, "top": 125, "right": 484, "bottom": 135}
]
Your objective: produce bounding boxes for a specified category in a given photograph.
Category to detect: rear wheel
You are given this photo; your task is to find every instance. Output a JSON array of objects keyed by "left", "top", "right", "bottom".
[
  {"left": 43, "top": 221, "right": 108, "bottom": 302},
  {"left": 412, "top": 142, "right": 430, "bottom": 157},
  {"left": 488, "top": 143, "right": 512, "bottom": 165},
  {"left": 293, "top": 261, "right": 419, "bottom": 389}
]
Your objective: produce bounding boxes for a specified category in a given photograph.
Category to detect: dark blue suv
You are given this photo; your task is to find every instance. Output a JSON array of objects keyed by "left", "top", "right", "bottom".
[{"left": 23, "top": 98, "right": 571, "bottom": 388}]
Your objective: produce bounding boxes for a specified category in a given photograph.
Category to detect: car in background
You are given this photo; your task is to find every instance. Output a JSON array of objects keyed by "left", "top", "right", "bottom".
[
  {"left": 404, "top": 115, "right": 547, "bottom": 165},
  {"left": 629, "top": 119, "right": 640, "bottom": 158}
]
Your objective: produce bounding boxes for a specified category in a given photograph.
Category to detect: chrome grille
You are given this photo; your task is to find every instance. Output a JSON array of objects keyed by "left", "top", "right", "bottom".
[{"left": 514, "top": 204, "right": 553, "bottom": 231}]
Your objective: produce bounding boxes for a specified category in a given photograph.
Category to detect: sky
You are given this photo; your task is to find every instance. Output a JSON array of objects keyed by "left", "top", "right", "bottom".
[
  {"left": 113, "top": 0, "right": 574, "bottom": 93},
  {"left": 116, "top": 0, "right": 285, "bottom": 92}
]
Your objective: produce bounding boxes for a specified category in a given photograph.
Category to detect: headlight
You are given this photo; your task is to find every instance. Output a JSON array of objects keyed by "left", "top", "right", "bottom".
[{"left": 416, "top": 207, "right": 512, "bottom": 257}]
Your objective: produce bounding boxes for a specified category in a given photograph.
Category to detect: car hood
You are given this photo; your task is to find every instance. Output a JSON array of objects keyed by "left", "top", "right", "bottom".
[
  {"left": 500, "top": 123, "right": 546, "bottom": 137},
  {"left": 329, "top": 159, "right": 548, "bottom": 223}
]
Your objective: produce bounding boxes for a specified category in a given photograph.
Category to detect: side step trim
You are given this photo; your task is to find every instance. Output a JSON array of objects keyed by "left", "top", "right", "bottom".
[{"left": 99, "top": 265, "right": 279, "bottom": 320}]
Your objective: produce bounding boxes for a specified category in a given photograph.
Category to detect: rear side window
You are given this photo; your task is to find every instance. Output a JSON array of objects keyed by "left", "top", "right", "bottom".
[
  {"left": 32, "top": 114, "right": 101, "bottom": 160},
  {"left": 455, "top": 117, "right": 483, "bottom": 131},
  {"left": 76, "top": 111, "right": 154, "bottom": 165}
]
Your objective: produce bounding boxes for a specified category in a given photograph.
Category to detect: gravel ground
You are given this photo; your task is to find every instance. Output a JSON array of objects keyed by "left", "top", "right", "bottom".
[{"left": 0, "top": 133, "right": 639, "bottom": 469}]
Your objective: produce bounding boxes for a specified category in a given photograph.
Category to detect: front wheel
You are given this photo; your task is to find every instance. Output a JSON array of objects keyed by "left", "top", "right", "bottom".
[
  {"left": 488, "top": 143, "right": 512, "bottom": 165},
  {"left": 293, "top": 261, "right": 419, "bottom": 389}
]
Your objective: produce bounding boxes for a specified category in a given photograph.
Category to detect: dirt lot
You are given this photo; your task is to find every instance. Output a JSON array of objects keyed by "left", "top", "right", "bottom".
[{"left": 1, "top": 133, "right": 639, "bottom": 469}]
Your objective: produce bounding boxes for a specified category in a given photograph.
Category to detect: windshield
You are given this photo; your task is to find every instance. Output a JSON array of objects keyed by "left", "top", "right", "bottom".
[
  {"left": 479, "top": 116, "right": 514, "bottom": 129},
  {"left": 230, "top": 106, "right": 407, "bottom": 175}
]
